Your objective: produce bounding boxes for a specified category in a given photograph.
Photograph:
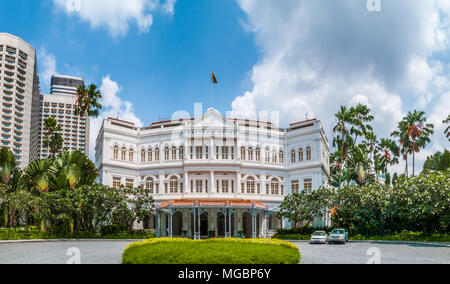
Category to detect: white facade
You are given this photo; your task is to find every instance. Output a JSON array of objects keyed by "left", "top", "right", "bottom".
[
  {"left": 95, "top": 108, "right": 330, "bottom": 237},
  {"left": 0, "top": 33, "right": 41, "bottom": 168}
]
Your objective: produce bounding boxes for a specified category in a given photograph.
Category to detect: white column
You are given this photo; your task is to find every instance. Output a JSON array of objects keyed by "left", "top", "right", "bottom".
[
  {"left": 210, "top": 171, "right": 215, "bottom": 193},
  {"left": 159, "top": 172, "right": 164, "bottom": 194},
  {"left": 237, "top": 172, "right": 241, "bottom": 194},
  {"left": 184, "top": 172, "right": 189, "bottom": 193}
]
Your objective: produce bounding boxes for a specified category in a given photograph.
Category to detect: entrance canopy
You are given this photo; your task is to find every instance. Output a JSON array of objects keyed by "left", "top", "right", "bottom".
[{"left": 158, "top": 199, "right": 267, "bottom": 210}]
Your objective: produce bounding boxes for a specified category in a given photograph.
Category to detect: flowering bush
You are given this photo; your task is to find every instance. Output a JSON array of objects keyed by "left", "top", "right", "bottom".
[{"left": 331, "top": 170, "right": 450, "bottom": 235}]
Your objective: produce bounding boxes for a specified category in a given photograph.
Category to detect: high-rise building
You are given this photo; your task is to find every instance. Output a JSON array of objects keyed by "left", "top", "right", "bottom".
[
  {"left": 50, "top": 75, "right": 84, "bottom": 95},
  {"left": 40, "top": 75, "right": 89, "bottom": 158},
  {"left": 0, "top": 33, "right": 42, "bottom": 168}
]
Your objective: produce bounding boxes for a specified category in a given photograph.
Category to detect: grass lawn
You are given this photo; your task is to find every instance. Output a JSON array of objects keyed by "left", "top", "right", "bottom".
[{"left": 122, "top": 238, "right": 300, "bottom": 264}]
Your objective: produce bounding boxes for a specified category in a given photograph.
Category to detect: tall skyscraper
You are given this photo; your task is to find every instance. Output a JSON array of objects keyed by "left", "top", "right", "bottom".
[
  {"left": 40, "top": 75, "right": 89, "bottom": 158},
  {"left": 0, "top": 33, "right": 42, "bottom": 168}
]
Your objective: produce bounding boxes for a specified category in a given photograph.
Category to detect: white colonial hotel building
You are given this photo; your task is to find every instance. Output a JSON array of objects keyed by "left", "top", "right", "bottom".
[{"left": 96, "top": 108, "right": 330, "bottom": 239}]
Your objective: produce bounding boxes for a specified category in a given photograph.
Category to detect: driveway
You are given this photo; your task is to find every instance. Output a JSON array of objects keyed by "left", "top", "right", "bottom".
[
  {"left": 293, "top": 241, "right": 450, "bottom": 264},
  {"left": 1, "top": 240, "right": 449, "bottom": 264},
  {"left": 0, "top": 240, "right": 134, "bottom": 264}
]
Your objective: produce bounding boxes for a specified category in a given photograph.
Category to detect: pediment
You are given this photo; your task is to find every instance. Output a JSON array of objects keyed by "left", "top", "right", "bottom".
[{"left": 190, "top": 108, "right": 235, "bottom": 128}]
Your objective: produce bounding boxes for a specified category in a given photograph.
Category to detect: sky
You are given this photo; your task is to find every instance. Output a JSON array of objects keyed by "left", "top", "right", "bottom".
[{"left": 1, "top": 0, "right": 449, "bottom": 174}]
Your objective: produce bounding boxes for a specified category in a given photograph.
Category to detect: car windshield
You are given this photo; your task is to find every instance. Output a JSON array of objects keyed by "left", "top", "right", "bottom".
[
  {"left": 331, "top": 230, "right": 345, "bottom": 234},
  {"left": 313, "top": 231, "right": 325, "bottom": 236}
]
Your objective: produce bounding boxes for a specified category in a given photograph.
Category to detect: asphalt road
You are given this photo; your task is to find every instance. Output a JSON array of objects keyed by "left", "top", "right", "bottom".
[
  {"left": 293, "top": 241, "right": 450, "bottom": 264},
  {"left": 0, "top": 240, "right": 449, "bottom": 264}
]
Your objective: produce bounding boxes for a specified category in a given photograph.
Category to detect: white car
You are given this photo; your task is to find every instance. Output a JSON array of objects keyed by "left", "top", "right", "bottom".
[{"left": 310, "top": 231, "right": 328, "bottom": 244}]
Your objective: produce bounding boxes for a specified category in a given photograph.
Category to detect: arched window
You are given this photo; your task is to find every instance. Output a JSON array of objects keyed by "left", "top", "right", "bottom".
[
  {"left": 299, "top": 148, "right": 304, "bottom": 162},
  {"left": 279, "top": 150, "right": 284, "bottom": 163},
  {"left": 129, "top": 149, "right": 134, "bottom": 162},
  {"left": 272, "top": 151, "right": 277, "bottom": 163},
  {"left": 179, "top": 146, "right": 184, "bottom": 160},
  {"left": 271, "top": 179, "right": 279, "bottom": 195},
  {"left": 154, "top": 148, "right": 160, "bottom": 161},
  {"left": 113, "top": 146, "right": 119, "bottom": 160},
  {"left": 172, "top": 147, "right": 177, "bottom": 160},
  {"left": 291, "top": 150, "right": 296, "bottom": 163},
  {"left": 306, "top": 147, "right": 312, "bottom": 161},
  {"left": 146, "top": 178, "right": 154, "bottom": 194},
  {"left": 248, "top": 147, "right": 253, "bottom": 161},
  {"left": 265, "top": 148, "right": 270, "bottom": 163},
  {"left": 170, "top": 177, "right": 179, "bottom": 194},
  {"left": 240, "top": 147, "right": 246, "bottom": 160},
  {"left": 141, "top": 149, "right": 146, "bottom": 163},
  {"left": 121, "top": 147, "right": 126, "bottom": 161},
  {"left": 148, "top": 148, "right": 153, "bottom": 162},
  {"left": 246, "top": 177, "right": 255, "bottom": 194},
  {"left": 164, "top": 147, "right": 170, "bottom": 161},
  {"left": 255, "top": 148, "right": 261, "bottom": 162}
]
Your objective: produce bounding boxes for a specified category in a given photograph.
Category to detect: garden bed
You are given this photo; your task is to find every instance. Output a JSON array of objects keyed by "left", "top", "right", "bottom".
[{"left": 122, "top": 238, "right": 300, "bottom": 264}]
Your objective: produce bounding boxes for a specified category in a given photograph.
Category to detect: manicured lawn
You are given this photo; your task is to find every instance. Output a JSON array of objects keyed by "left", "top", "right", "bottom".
[{"left": 122, "top": 238, "right": 301, "bottom": 264}]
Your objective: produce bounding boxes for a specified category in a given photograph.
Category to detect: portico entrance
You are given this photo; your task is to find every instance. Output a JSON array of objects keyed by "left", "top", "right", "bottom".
[{"left": 156, "top": 199, "right": 276, "bottom": 239}]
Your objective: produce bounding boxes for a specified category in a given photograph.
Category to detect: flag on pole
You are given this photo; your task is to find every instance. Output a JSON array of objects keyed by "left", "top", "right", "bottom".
[{"left": 211, "top": 72, "right": 218, "bottom": 84}]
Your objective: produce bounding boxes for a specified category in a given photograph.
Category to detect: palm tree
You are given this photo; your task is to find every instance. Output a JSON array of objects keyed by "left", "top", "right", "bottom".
[
  {"left": 392, "top": 111, "right": 434, "bottom": 177},
  {"left": 74, "top": 84, "right": 103, "bottom": 118},
  {"left": 377, "top": 138, "right": 400, "bottom": 174},
  {"left": 444, "top": 115, "right": 450, "bottom": 142},
  {"left": 351, "top": 104, "right": 374, "bottom": 144},
  {"left": 24, "top": 159, "right": 54, "bottom": 193},
  {"left": 391, "top": 119, "right": 411, "bottom": 177},
  {"left": 51, "top": 151, "right": 98, "bottom": 190},
  {"left": 0, "top": 147, "right": 17, "bottom": 185},
  {"left": 404, "top": 111, "right": 434, "bottom": 176},
  {"left": 333, "top": 106, "right": 355, "bottom": 161},
  {"left": 43, "top": 117, "right": 63, "bottom": 159}
]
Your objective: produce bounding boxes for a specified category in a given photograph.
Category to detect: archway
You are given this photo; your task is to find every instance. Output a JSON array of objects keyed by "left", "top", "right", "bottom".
[
  {"left": 217, "top": 212, "right": 235, "bottom": 237},
  {"left": 172, "top": 211, "right": 183, "bottom": 236},
  {"left": 191, "top": 211, "right": 209, "bottom": 238},
  {"left": 200, "top": 212, "right": 209, "bottom": 236},
  {"left": 242, "top": 212, "right": 252, "bottom": 238}
]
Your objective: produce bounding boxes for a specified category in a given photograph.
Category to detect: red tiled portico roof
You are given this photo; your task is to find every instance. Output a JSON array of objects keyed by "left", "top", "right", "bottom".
[{"left": 158, "top": 199, "right": 267, "bottom": 210}]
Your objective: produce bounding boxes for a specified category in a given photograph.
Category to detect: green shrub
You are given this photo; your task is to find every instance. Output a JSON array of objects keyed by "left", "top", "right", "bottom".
[
  {"left": 350, "top": 231, "right": 450, "bottom": 242},
  {"left": 272, "top": 234, "right": 311, "bottom": 240},
  {"left": 122, "top": 238, "right": 300, "bottom": 264}
]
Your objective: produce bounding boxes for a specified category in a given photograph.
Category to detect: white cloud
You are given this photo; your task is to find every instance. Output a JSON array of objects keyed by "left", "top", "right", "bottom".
[
  {"left": 53, "top": 0, "right": 176, "bottom": 38},
  {"left": 161, "top": 0, "right": 177, "bottom": 15},
  {"left": 89, "top": 76, "right": 143, "bottom": 159},
  {"left": 233, "top": 0, "right": 450, "bottom": 174},
  {"left": 38, "top": 47, "right": 57, "bottom": 90}
]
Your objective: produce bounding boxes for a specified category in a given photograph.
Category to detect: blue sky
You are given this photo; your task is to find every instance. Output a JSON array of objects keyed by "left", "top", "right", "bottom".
[
  {"left": 1, "top": 0, "right": 449, "bottom": 173},
  {"left": 0, "top": 0, "right": 257, "bottom": 120}
]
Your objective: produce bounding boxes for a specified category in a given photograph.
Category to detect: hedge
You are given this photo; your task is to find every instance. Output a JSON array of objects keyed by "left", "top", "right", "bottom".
[
  {"left": 272, "top": 231, "right": 450, "bottom": 242},
  {"left": 122, "top": 238, "right": 301, "bottom": 264},
  {"left": 0, "top": 227, "right": 154, "bottom": 240}
]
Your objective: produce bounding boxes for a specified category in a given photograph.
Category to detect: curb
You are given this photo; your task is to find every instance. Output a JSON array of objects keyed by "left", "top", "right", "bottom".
[
  {"left": 285, "top": 239, "right": 450, "bottom": 248},
  {"left": 349, "top": 240, "right": 450, "bottom": 248},
  {"left": 0, "top": 239, "right": 143, "bottom": 244}
]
